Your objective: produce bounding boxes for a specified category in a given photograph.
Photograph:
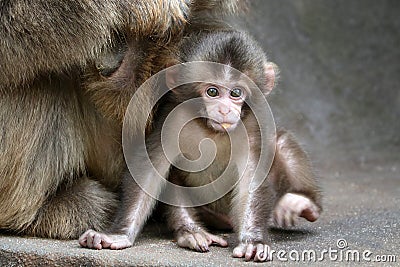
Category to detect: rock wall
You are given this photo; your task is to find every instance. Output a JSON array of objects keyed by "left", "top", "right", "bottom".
[{"left": 244, "top": 0, "right": 400, "bottom": 168}]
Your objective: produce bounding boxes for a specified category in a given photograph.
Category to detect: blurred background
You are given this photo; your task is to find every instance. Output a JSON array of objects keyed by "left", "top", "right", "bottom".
[{"left": 244, "top": 0, "right": 399, "bottom": 172}]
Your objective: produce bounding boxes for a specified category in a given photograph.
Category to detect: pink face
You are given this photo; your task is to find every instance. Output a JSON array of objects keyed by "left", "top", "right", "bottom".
[{"left": 200, "top": 85, "right": 247, "bottom": 132}]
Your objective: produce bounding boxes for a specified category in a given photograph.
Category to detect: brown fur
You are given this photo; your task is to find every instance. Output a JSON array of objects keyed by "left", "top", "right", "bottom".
[
  {"left": 0, "top": 1, "right": 191, "bottom": 88},
  {"left": 0, "top": 0, "right": 246, "bottom": 239}
]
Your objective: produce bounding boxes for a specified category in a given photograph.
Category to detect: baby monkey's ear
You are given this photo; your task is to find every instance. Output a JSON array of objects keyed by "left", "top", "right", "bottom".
[{"left": 264, "top": 62, "right": 279, "bottom": 94}]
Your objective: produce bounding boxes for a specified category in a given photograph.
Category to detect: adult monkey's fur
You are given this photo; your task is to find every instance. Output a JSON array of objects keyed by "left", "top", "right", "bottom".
[{"left": 0, "top": 0, "right": 247, "bottom": 239}]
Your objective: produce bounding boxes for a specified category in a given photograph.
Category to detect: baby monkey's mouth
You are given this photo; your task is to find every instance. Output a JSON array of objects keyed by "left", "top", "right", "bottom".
[
  {"left": 220, "top": 122, "right": 233, "bottom": 129},
  {"left": 208, "top": 119, "right": 238, "bottom": 132}
]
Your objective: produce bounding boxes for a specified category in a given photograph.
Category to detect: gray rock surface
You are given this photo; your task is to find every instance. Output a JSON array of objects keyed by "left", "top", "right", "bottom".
[
  {"left": 0, "top": 165, "right": 398, "bottom": 266},
  {"left": 1, "top": 0, "right": 399, "bottom": 266},
  {"left": 245, "top": 0, "right": 400, "bottom": 169}
]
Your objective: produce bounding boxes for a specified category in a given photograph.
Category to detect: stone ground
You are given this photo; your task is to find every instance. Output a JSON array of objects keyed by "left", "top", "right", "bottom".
[
  {"left": 1, "top": 163, "right": 398, "bottom": 266},
  {"left": 1, "top": 0, "right": 399, "bottom": 266}
]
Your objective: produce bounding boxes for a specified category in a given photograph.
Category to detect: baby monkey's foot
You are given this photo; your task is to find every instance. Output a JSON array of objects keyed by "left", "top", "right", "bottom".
[
  {"left": 233, "top": 242, "right": 271, "bottom": 262},
  {"left": 273, "top": 193, "right": 320, "bottom": 228},
  {"left": 79, "top": 229, "right": 132, "bottom": 250},
  {"left": 176, "top": 228, "right": 228, "bottom": 252}
]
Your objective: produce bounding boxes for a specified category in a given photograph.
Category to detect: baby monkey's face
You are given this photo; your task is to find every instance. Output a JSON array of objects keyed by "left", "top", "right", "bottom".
[{"left": 199, "top": 84, "right": 247, "bottom": 132}]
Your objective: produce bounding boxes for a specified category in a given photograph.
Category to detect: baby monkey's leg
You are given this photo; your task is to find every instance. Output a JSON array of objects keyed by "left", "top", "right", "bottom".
[{"left": 270, "top": 129, "right": 322, "bottom": 228}]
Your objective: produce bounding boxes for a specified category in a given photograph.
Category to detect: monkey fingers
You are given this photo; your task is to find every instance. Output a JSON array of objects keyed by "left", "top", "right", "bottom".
[
  {"left": 273, "top": 193, "right": 320, "bottom": 228},
  {"left": 176, "top": 229, "right": 228, "bottom": 252},
  {"left": 79, "top": 229, "right": 132, "bottom": 250},
  {"left": 233, "top": 243, "right": 271, "bottom": 262}
]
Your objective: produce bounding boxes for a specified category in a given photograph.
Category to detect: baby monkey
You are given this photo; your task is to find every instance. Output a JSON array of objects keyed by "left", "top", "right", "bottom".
[
  {"left": 80, "top": 30, "right": 322, "bottom": 262},
  {"left": 160, "top": 31, "right": 322, "bottom": 261}
]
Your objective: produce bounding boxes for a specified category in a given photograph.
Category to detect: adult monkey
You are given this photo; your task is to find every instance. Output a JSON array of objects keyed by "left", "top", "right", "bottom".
[{"left": 0, "top": 0, "right": 247, "bottom": 239}]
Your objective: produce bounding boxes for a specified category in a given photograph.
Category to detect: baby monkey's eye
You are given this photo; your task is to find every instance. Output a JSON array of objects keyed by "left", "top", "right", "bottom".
[
  {"left": 206, "top": 87, "right": 219, "bottom": 97},
  {"left": 230, "top": 88, "right": 242, "bottom": 98}
]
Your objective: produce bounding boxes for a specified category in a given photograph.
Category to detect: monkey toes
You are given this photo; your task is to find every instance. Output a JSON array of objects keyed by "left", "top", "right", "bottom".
[
  {"left": 79, "top": 229, "right": 132, "bottom": 250},
  {"left": 233, "top": 243, "right": 271, "bottom": 262},
  {"left": 273, "top": 193, "right": 320, "bottom": 228},
  {"left": 176, "top": 229, "right": 228, "bottom": 252}
]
